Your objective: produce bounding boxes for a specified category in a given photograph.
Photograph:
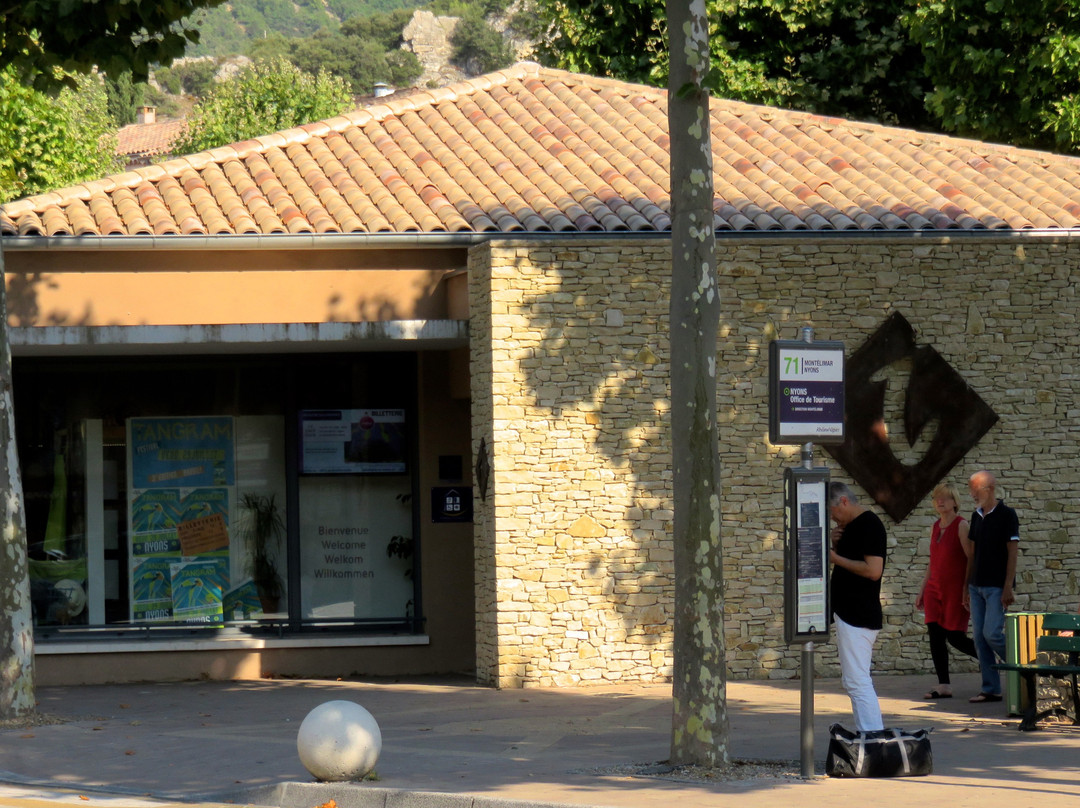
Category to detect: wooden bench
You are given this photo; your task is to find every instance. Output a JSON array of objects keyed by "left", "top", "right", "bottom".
[{"left": 993, "top": 612, "right": 1080, "bottom": 731}]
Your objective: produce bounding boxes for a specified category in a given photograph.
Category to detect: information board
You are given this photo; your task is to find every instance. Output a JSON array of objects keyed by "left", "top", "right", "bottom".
[
  {"left": 784, "top": 466, "right": 831, "bottom": 644},
  {"left": 769, "top": 340, "right": 846, "bottom": 445},
  {"left": 299, "top": 409, "right": 407, "bottom": 474}
]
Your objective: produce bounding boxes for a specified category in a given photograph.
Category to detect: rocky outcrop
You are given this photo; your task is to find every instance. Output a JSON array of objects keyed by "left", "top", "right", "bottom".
[
  {"left": 401, "top": 11, "right": 465, "bottom": 88},
  {"left": 400, "top": 3, "right": 535, "bottom": 89}
]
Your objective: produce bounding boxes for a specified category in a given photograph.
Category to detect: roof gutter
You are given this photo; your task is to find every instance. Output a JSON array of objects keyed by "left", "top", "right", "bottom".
[
  {"left": 2, "top": 227, "right": 1079, "bottom": 252},
  {"left": 0, "top": 232, "right": 494, "bottom": 252}
]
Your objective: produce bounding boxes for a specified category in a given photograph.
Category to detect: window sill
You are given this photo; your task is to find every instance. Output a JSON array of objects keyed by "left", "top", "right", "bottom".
[{"left": 35, "top": 629, "right": 429, "bottom": 655}]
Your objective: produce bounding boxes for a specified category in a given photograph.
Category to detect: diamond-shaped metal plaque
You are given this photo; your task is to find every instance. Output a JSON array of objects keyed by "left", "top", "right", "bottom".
[
  {"left": 825, "top": 312, "right": 998, "bottom": 522},
  {"left": 474, "top": 436, "right": 491, "bottom": 502}
]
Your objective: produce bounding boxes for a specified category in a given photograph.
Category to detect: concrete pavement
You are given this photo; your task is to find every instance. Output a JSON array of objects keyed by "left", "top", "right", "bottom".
[{"left": 0, "top": 671, "right": 1078, "bottom": 808}]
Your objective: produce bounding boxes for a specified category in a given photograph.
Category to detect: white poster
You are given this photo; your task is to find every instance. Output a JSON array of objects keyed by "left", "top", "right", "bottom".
[
  {"left": 298, "top": 476, "right": 413, "bottom": 619},
  {"left": 795, "top": 479, "right": 828, "bottom": 634}
]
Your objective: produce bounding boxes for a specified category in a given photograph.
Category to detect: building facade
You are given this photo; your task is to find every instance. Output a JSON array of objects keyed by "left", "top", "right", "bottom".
[
  {"left": 3, "top": 64, "right": 1080, "bottom": 686},
  {"left": 471, "top": 234, "right": 1080, "bottom": 685}
]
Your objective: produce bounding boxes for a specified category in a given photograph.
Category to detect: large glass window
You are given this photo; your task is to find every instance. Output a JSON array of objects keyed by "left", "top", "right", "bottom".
[{"left": 15, "top": 353, "right": 419, "bottom": 637}]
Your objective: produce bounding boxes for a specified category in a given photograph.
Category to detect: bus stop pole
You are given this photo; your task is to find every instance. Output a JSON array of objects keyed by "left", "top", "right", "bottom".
[
  {"left": 801, "top": 640, "right": 815, "bottom": 777},
  {"left": 800, "top": 439, "right": 816, "bottom": 779}
]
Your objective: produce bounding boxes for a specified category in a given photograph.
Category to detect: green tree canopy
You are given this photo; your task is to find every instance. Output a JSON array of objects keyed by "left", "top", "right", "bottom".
[
  {"left": 154, "top": 59, "right": 222, "bottom": 98},
  {"left": 247, "top": 32, "right": 293, "bottom": 64},
  {"left": 449, "top": 10, "right": 515, "bottom": 74},
  {"left": 906, "top": 0, "right": 1080, "bottom": 151},
  {"left": 0, "top": 66, "right": 121, "bottom": 203},
  {"left": 290, "top": 31, "right": 374, "bottom": 90},
  {"left": 105, "top": 72, "right": 148, "bottom": 127},
  {"left": 531, "top": 0, "right": 928, "bottom": 124},
  {"left": 427, "top": 0, "right": 512, "bottom": 16},
  {"left": 287, "top": 29, "right": 421, "bottom": 93},
  {"left": 340, "top": 8, "right": 416, "bottom": 48},
  {"left": 385, "top": 49, "right": 423, "bottom": 87},
  {"left": 186, "top": 0, "right": 424, "bottom": 57},
  {"left": 174, "top": 58, "right": 353, "bottom": 154},
  {"left": 530, "top": 0, "right": 1080, "bottom": 153},
  {"left": 0, "top": 0, "right": 226, "bottom": 92}
]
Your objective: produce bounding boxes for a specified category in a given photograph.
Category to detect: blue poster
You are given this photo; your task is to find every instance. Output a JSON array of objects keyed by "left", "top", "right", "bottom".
[
  {"left": 170, "top": 560, "right": 225, "bottom": 624},
  {"left": 130, "top": 417, "right": 235, "bottom": 489},
  {"left": 132, "top": 557, "right": 174, "bottom": 623},
  {"left": 128, "top": 417, "right": 236, "bottom": 625}
]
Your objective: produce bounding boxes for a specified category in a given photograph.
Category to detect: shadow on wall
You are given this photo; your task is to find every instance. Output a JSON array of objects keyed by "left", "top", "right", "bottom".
[
  {"left": 495, "top": 242, "right": 1011, "bottom": 684},
  {"left": 332, "top": 269, "right": 452, "bottom": 323},
  {"left": 7, "top": 271, "right": 96, "bottom": 328},
  {"left": 491, "top": 246, "right": 675, "bottom": 681}
]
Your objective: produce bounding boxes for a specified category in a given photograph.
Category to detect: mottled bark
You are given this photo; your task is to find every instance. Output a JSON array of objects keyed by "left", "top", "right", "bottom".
[
  {"left": 667, "top": 0, "right": 728, "bottom": 766},
  {"left": 0, "top": 242, "right": 35, "bottom": 718}
]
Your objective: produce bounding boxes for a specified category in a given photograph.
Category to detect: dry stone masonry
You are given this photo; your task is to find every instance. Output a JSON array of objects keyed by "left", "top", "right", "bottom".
[{"left": 470, "top": 234, "right": 1080, "bottom": 687}]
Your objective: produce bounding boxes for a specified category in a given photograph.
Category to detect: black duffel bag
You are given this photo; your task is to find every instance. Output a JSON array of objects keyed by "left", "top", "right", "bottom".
[{"left": 826, "top": 723, "right": 933, "bottom": 777}]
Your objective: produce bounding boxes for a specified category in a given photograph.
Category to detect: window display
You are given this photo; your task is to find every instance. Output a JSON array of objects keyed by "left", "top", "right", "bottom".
[{"left": 16, "top": 353, "right": 420, "bottom": 638}]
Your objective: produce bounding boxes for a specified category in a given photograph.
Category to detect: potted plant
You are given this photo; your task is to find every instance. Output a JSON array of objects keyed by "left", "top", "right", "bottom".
[{"left": 239, "top": 492, "right": 284, "bottom": 613}]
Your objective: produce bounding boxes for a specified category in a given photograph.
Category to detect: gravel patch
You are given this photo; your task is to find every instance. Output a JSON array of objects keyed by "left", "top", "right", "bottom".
[
  {"left": 578, "top": 758, "right": 823, "bottom": 782},
  {"left": 0, "top": 711, "right": 104, "bottom": 730}
]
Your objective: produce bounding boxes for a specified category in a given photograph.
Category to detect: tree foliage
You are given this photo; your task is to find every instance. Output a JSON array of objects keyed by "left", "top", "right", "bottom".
[
  {"left": 187, "top": 0, "right": 428, "bottom": 57},
  {"left": 532, "top": 0, "right": 664, "bottom": 85},
  {"left": 286, "top": 29, "right": 421, "bottom": 93},
  {"left": 341, "top": 8, "right": 417, "bottom": 48},
  {"left": 532, "top": 0, "right": 928, "bottom": 124},
  {"left": 0, "top": 0, "right": 227, "bottom": 93},
  {"left": 449, "top": 11, "right": 515, "bottom": 73},
  {"left": 427, "top": 0, "right": 512, "bottom": 15},
  {"left": 242, "top": 8, "right": 422, "bottom": 94},
  {"left": 905, "top": 0, "right": 1080, "bottom": 151},
  {"left": 154, "top": 59, "right": 222, "bottom": 98},
  {"left": 105, "top": 72, "right": 148, "bottom": 127},
  {"left": 530, "top": 0, "right": 1080, "bottom": 153},
  {"left": 0, "top": 67, "right": 121, "bottom": 203},
  {"left": 385, "top": 49, "right": 424, "bottom": 87},
  {"left": 173, "top": 58, "right": 353, "bottom": 153}
]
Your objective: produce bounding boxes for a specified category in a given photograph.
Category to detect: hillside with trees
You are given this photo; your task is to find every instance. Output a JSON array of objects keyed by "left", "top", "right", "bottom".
[
  {"left": 183, "top": 0, "right": 521, "bottom": 61},
  {"left": 142, "top": 0, "right": 529, "bottom": 114},
  {"left": 186, "top": 0, "right": 429, "bottom": 56},
  {"left": 3, "top": 0, "right": 533, "bottom": 198}
]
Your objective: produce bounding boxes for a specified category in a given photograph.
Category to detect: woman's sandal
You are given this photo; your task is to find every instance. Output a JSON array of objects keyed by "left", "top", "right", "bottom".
[
  {"left": 969, "top": 692, "right": 1003, "bottom": 703},
  {"left": 924, "top": 690, "right": 953, "bottom": 699}
]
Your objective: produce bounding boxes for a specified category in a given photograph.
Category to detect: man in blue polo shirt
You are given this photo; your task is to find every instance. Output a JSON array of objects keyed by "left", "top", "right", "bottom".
[{"left": 963, "top": 470, "right": 1020, "bottom": 703}]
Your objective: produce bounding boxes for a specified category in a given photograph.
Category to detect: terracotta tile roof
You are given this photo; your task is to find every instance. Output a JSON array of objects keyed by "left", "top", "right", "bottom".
[
  {"left": 6, "top": 62, "right": 1080, "bottom": 238},
  {"left": 116, "top": 119, "right": 186, "bottom": 159}
]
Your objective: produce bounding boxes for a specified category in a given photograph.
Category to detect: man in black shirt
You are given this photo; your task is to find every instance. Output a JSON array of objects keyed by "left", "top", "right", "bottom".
[
  {"left": 829, "top": 481, "right": 887, "bottom": 731},
  {"left": 963, "top": 470, "right": 1020, "bottom": 703}
]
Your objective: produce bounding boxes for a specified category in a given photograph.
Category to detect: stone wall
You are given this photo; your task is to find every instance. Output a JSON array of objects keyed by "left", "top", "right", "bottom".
[
  {"left": 469, "top": 243, "right": 498, "bottom": 683},
  {"left": 470, "top": 234, "right": 1080, "bottom": 687}
]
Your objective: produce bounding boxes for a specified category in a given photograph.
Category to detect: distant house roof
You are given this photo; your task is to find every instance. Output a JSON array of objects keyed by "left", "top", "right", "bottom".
[
  {"left": 5, "top": 61, "right": 1080, "bottom": 238},
  {"left": 116, "top": 119, "right": 186, "bottom": 166}
]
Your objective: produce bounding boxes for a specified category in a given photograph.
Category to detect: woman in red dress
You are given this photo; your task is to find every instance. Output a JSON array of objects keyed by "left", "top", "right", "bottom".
[{"left": 916, "top": 482, "right": 978, "bottom": 698}]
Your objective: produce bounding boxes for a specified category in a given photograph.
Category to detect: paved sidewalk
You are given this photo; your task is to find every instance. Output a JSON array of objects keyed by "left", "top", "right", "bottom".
[{"left": 0, "top": 671, "right": 1078, "bottom": 808}]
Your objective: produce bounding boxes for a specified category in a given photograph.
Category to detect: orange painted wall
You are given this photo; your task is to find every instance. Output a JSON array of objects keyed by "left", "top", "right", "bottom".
[
  {"left": 3, "top": 246, "right": 469, "bottom": 327},
  {"left": 5, "top": 268, "right": 453, "bottom": 327}
]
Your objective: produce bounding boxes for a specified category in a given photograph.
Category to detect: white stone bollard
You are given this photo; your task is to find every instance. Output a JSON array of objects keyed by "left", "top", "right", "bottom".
[{"left": 296, "top": 700, "right": 382, "bottom": 782}]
